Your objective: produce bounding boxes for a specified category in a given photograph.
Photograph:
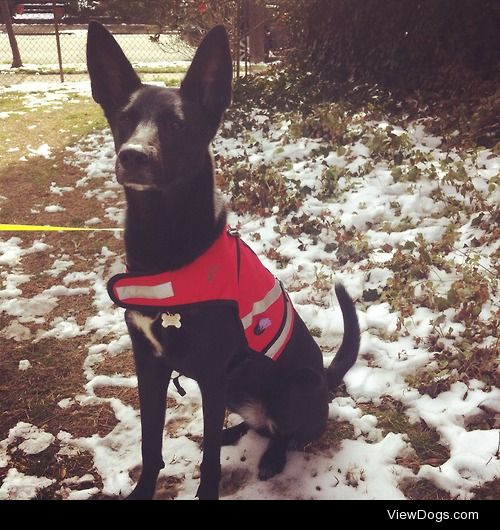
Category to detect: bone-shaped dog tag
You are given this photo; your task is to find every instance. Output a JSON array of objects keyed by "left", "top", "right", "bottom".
[{"left": 161, "top": 312, "right": 182, "bottom": 329}]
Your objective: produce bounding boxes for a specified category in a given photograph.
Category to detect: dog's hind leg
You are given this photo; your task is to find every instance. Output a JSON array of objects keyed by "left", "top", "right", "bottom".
[
  {"left": 128, "top": 345, "right": 172, "bottom": 500},
  {"left": 258, "top": 433, "right": 291, "bottom": 481},
  {"left": 221, "top": 422, "right": 249, "bottom": 445}
]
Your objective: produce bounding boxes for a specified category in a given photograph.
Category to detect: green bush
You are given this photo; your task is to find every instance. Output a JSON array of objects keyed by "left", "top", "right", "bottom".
[{"left": 281, "top": 0, "right": 500, "bottom": 89}]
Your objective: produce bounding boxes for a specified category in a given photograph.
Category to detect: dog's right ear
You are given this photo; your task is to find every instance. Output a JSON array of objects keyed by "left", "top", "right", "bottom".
[
  {"left": 87, "top": 21, "right": 141, "bottom": 114},
  {"left": 181, "top": 25, "right": 232, "bottom": 122}
]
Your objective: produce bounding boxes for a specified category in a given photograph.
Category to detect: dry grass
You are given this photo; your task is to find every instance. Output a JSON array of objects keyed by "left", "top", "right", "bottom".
[
  {"left": 400, "top": 478, "right": 452, "bottom": 500},
  {"left": 305, "top": 420, "right": 356, "bottom": 454},
  {"left": 0, "top": 93, "right": 105, "bottom": 166},
  {"left": 0, "top": 91, "right": 128, "bottom": 499},
  {"left": 0, "top": 334, "right": 90, "bottom": 438},
  {"left": 471, "top": 478, "right": 500, "bottom": 500},
  {"left": 0, "top": 93, "right": 112, "bottom": 231}
]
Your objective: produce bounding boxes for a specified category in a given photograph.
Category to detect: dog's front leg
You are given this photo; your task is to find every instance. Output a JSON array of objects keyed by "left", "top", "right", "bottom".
[
  {"left": 196, "top": 379, "right": 226, "bottom": 500},
  {"left": 128, "top": 346, "right": 172, "bottom": 500}
]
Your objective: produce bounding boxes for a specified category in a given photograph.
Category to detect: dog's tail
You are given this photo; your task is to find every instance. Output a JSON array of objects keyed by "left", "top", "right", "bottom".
[{"left": 326, "top": 283, "right": 360, "bottom": 390}]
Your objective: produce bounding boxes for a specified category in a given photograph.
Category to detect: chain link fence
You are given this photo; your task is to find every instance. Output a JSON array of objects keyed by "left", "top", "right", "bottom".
[
  {"left": 1, "top": 21, "right": 195, "bottom": 85},
  {"left": 1, "top": 1, "right": 282, "bottom": 86}
]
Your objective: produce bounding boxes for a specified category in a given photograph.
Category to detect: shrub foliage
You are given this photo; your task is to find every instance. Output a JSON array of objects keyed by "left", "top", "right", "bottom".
[{"left": 280, "top": 0, "right": 500, "bottom": 89}]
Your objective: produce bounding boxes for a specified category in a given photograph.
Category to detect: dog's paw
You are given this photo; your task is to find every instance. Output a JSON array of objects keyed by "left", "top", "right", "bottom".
[
  {"left": 257, "top": 444, "right": 287, "bottom": 481},
  {"left": 196, "top": 483, "right": 219, "bottom": 500},
  {"left": 126, "top": 486, "right": 155, "bottom": 500},
  {"left": 221, "top": 422, "right": 249, "bottom": 446}
]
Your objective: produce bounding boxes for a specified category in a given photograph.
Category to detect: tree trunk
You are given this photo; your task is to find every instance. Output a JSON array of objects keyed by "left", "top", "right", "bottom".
[
  {"left": 248, "top": 0, "right": 267, "bottom": 63},
  {"left": 1, "top": 0, "right": 23, "bottom": 68}
]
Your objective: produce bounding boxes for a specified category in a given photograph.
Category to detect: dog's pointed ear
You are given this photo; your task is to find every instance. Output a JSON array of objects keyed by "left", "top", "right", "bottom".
[
  {"left": 181, "top": 25, "right": 232, "bottom": 120},
  {"left": 87, "top": 21, "right": 141, "bottom": 114}
]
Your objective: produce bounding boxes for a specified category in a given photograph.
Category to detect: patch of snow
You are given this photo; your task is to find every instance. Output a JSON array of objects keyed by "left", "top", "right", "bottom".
[
  {"left": 57, "top": 398, "right": 74, "bottom": 409},
  {"left": 46, "top": 257, "right": 74, "bottom": 278},
  {"left": 66, "top": 487, "right": 99, "bottom": 500},
  {"left": 50, "top": 182, "right": 74, "bottom": 196},
  {"left": 7, "top": 422, "right": 54, "bottom": 455},
  {"left": 0, "top": 238, "right": 48, "bottom": 267},
  {"left": 0, "top": 237, "right": 23, "bottom": 266},
  {"left": 27, "top": 143, "right": 52, "bottom": 159},
  {"left": 44, "top": 204, "right": 66, "bottom": 213},
  {"left": 0, "top": 468, "right": 55, "bottom": 500},
  {"left": 38, "top": 317, "right": 82, "bottom": 340},
  {"left": 62, "top": 474, "right": 95, "bottom": 486},
  {"left": 18, "top": 359, "right": 32, "bottom": 371}
]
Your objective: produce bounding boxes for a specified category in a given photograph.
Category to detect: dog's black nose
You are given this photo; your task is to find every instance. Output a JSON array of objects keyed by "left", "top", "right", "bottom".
[{"left": 118, "top": 148, "right": 149, "bottom": 172}]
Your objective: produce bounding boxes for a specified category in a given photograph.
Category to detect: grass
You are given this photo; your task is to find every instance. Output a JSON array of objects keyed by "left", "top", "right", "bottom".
[
  {"left": 0, "top": 92, "right": 25, "bottom": 113},
  {"left": 471, "top": 478, "right": 500, "bottom": 500},
  {"left": 359, "top": 399, "right": 449, "bottom": 468},
  {"left": 0, "top": 93, "right": 109, "bottom": 226},
  {"left": 1, "top": 66, "right": 186, "bottom": 90},
  {"left": 1, "top": 65, "right": 188, "bottom": 75},
  {"left": 0, "top": 322, "right": 112, "bottom": 438},
  {"left": 359, "top": 399, "right": 455, "bottom": 500},
  {"left": 305, "top": 420, "right": 356, "bottom": 454},
  {"left": 0, "top": 90, "right": 124, "bottom": 499},
  {"left": 401, "top": 478, "right": 452, "bottom": 500},
  {"left": 0, "top": 95, "right": 105, "bottom": 165}
]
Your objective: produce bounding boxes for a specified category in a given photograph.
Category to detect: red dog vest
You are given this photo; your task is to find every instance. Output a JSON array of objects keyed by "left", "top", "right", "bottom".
[{"left": 107, "top": 227, "right": 294, "bottom": 360}]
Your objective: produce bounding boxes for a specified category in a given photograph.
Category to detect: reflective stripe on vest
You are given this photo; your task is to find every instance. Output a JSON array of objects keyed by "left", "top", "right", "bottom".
[{"left": 107, "top": 227, "right": 294, "bottom": 360}]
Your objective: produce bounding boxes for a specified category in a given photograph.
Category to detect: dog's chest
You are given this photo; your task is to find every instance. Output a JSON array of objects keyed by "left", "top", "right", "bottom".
[
  {"left": 126, "top": 308, "right": 218, "bottom": 378},
  {"left": 128, "top": 310, "right": 163, "bottom": 355},
  {"left": 127, "top": 310, "right": 186, "bottom": 358}
]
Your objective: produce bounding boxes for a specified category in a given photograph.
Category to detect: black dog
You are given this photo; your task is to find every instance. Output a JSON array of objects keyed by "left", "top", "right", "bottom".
[{"left": 87, "top": 22, "right": 360, "bottom": 500}]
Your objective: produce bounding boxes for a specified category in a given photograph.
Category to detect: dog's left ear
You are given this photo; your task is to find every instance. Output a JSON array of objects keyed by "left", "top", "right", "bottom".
[{"left": 181, "top": 25, "right": 232, "bottom": 120}]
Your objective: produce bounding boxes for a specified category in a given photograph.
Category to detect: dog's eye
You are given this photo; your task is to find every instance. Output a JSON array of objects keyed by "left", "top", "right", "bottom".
[{"left": 161, "top": 112, "right": 185, "bottom": 131}]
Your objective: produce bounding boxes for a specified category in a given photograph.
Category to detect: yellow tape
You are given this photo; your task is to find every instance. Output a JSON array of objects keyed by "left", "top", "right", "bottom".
[{"left": 0, "top": 224, "right": 123, "bottom": 232}]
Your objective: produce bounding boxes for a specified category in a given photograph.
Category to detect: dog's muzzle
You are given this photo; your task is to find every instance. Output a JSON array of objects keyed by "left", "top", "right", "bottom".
[{"left": 116, "top": 144, "right": 160, "bottom": 190}]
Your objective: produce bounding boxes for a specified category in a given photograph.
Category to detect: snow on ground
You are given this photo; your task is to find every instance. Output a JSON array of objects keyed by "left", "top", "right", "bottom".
[
  {"left": 0, "top": 81, "right": 92, "bottom": 109},
  {"left": 18, "top": 359, "right": 31, "bottom": 371},
  {"left": 0, "top": 83, "right": 498, "bottom": 500},
  {"left": 0, "top": 468, "right": 54, "bottom": 500}
]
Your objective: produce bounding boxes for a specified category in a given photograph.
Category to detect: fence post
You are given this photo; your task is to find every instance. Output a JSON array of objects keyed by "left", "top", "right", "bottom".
[
  {"left": 235, "top": 0, "right": 249, "bottom": 78},
  {"left": 53, "top": 1, "right": 64, "bottom": 82}
]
